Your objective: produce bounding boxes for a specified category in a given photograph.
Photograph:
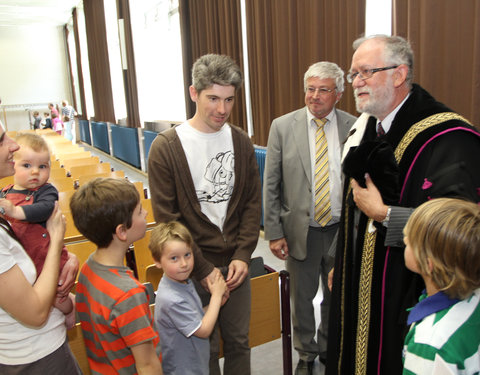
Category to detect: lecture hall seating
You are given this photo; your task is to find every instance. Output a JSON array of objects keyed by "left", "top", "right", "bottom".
[
  {"left": 50, "top": 167, "right": 68, "bottom": 179},
  {"left": 56, "top": 151, "right": 92, "bottom": 162},
  {"left": 69, "top": 162, "right": 112, "bottom": 180},
  {"left": 62, "top": 156, "right": 100, "bottom": 172},
  {"left": 49, "top": 176, "right": 76, "bottom": 192}
]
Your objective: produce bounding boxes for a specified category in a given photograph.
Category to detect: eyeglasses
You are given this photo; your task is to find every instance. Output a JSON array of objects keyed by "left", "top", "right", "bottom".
[
  {"left": 346, "top": 65, "right": 398, "bottom": 83},
  {"left": 306, "top": 87, "right": 336, "bottom": 95}
]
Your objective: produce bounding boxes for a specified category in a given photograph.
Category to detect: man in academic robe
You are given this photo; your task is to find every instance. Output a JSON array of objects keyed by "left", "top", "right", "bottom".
[{"left": 326, "top": 35, "right": 480, "bottom": 375}]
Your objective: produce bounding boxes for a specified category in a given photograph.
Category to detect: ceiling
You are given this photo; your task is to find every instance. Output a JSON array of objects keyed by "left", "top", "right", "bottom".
[{"left": 0, "top": 0, "right": 81, "bottom": 27}]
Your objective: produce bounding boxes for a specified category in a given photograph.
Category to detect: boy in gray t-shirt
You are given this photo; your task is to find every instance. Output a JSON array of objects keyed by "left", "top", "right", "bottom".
[{"left": 149, "top": 221, "right": 227, "bottom": 375}]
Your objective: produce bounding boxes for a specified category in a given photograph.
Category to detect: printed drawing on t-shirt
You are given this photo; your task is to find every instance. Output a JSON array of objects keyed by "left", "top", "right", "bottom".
[{"left": 197, "top": 151, "right": 234, "bottom": 203}]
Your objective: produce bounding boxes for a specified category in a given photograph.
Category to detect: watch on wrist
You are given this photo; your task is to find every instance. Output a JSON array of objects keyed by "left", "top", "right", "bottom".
[{"left": 382, "top": 206, "right": 391, "bottom": 225}]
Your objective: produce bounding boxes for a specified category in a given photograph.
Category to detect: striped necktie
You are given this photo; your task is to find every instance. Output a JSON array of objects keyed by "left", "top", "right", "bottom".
[{"left": 314, "top": 118, "right": 332, "bottom": 226}]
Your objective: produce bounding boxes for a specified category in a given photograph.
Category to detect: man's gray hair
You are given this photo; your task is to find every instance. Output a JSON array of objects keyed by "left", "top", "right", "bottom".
[
  {"left": 304, "top": 62, "right": 345, "bottom": 93},
  {"left": 353, "top": 34, "right": 414, "bottom": 86},
  {"left": 192, "top": 54, "right": 243, "bottom": 93}
]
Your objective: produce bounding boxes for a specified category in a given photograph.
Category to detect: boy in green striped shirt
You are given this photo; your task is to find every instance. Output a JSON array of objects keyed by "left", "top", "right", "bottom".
[{"left": 402, "top": 198, "right": 480, "bottom": 375}]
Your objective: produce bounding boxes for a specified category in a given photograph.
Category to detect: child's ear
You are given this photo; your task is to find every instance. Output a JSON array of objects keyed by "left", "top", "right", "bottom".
[
  {"left": 154, "top": 260, "right": 163, "bottom": 270},
  {"left": 115, "top": 224, "right": 128, "bottom": 242}
]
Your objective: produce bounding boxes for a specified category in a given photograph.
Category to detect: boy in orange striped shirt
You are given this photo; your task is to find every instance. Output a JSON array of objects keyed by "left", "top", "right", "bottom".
[{"left": 71, "top": 178, "right": 162, "bottom": 375}]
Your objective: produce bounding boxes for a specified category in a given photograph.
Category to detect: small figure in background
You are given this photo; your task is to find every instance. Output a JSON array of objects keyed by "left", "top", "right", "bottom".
[
  {"left": 48, "top": 103, "right": 58, "bottom": 117},
  {"left": 42, "top": 112, "right": 52, "bottom": 129},
  {"left": 61, "top": 100, "right": 77, "bottom": 143},
  {"left": 32, "top": 111, "right": 42, "bottom": 130},
  {"left": 51, "top": 112, "right": 63, "bottom": 135}
]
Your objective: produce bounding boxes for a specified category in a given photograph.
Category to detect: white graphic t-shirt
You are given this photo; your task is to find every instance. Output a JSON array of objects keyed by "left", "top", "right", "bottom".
[{"left": 176, "top": 122, "right": 235, "bottom": 231}]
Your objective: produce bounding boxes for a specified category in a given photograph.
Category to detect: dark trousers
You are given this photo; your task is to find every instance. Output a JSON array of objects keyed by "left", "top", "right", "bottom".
[
  {"left": 195, "top": 267, "right": 251, "bottom": 375},
  {"left": 0, "top": 339, "right": 82, "bottom": 375}
]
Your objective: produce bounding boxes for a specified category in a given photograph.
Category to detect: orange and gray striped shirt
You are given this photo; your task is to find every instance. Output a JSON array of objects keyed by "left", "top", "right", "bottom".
[{"left": 76, "top": 255, "right": 160, "bottom": 374}]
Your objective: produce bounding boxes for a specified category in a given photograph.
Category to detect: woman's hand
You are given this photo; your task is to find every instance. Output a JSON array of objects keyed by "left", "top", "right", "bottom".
[
  {"left": 57, "top": 253, "right": 79, "bottom": 298},
  {"left": 46, "top": 201, "right": 66, "bottom": 244}
]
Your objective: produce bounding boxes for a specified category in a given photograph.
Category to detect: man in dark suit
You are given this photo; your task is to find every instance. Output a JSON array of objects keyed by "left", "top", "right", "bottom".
[{"left": 263, "top": 61, "right": 356, "bottom": 375}]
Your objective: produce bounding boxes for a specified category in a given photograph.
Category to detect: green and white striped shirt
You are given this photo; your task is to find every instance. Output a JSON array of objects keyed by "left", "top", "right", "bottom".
[{"left": 403, "top": 288, "right": 480, "bottom": 374}]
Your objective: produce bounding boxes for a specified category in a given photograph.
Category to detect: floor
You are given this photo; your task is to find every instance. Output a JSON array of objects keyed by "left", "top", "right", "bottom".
[{"left": 79, "top": 143, "right": 326, "bottom": 375}]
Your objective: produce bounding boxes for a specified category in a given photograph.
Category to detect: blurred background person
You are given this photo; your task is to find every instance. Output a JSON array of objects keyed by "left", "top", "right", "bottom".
[{"left": 61, "top": 100, "right": 77, "bottom": 143}]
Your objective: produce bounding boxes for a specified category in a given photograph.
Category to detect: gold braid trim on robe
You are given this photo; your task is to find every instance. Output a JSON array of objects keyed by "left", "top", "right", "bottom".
[
  {"left": 355, "top": 222, "right": 377, "bottom": 375},
  {"left": 349, "top": 112, "right": 470, "bottom": 375},
  {"left": 394, "top": 112, "right": 471, "bottom": 163}
]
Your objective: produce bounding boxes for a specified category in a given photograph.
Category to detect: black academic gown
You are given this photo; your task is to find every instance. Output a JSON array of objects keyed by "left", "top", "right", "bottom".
[{"left": 326, "top": 84, "right": 480, "bottom": 375}]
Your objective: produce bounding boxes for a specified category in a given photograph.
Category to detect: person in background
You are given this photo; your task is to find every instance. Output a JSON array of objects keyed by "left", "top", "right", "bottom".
[
  {"left": 62, "top": 115, "right": 72, "bottom": 141},
  {"left": 71, "top": 177, "right": 162, "bottom": 374},
  {"left": 149, "top": 221, "right": 227, "bottom": 375},
  {"left": 0, "top": 127, "right": 81, "bottom": 374},
  {"left": 263, "top": 61, "right": 356, "bottom": 374},
  {"left": 42, "top": 112, "right": 52, "bottom": 129},
  {"left": 61, "top": 100, "right": 77, "bottom": 143},
  {"left": 48, "top": 103, "right": 58, "bottom": 117},
  {"left": 51, "top": 112, "right": 63, "bottom": 135},
  {"left": 32, "top": 111, "right": 42, "bottom": 130},
  {"left": 327, "top": 35, "right": 480, "bottom": 375},
  {"left": 402, "top": 198, "right": 480, "bottom": 374},
  {"left": 148, "top": 54, "right": 261, "bottom": 375},
  {"left": 40, "top": 113, "right": 46, "bottom": 128},
  {"left": 0, "top": 133, "right": 74, "bottom": 326}
]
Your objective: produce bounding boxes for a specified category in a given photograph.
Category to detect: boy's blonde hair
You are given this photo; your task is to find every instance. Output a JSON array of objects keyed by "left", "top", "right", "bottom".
[
  {"left": 15, "top": 133, "right": 50, "bottom": 155},
  {"left": 404, "top": 198, "right": 480, "bottom": 299},
  {"left": 149, "top": 221, "right": 194, "bottom": 262}
]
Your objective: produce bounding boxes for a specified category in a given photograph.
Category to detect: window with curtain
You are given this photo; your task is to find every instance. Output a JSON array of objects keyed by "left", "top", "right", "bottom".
[
  {"left": 104, "top": 0, "right": 127, "bottom": 123},
  {"left": 76, "top": 2, "right": 95, "bottom": 120},
  {"left": 365, "top": 0, "right": 392, "bottom": 35},
  {"left": 66, "top": 22, "right": 82, "bottom": 116},
  {"left": 130, "top": 0, "right": 186, "bottom": 125}
]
